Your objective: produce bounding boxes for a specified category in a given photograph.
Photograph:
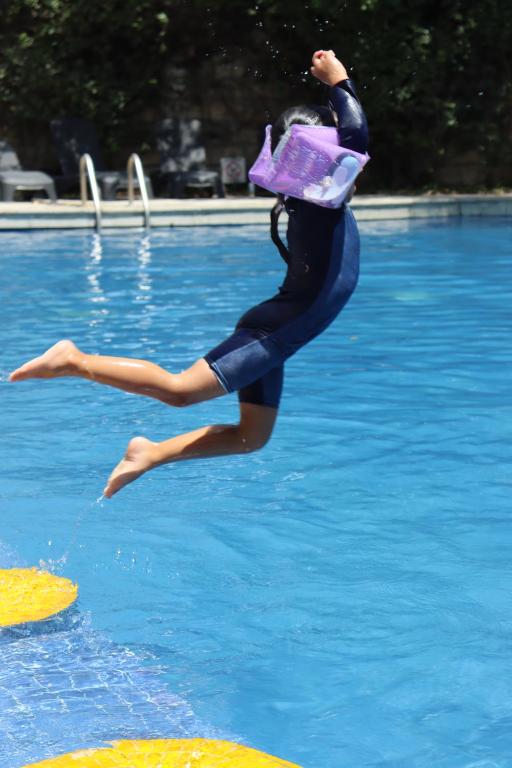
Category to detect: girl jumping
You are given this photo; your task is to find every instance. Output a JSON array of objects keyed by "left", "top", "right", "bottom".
[{"left": 9, "top": 50, "right": 369, "bottom": 498}]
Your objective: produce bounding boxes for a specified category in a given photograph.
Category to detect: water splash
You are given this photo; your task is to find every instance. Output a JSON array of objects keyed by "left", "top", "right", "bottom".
[{"left": 39, "top": 495, "right": 105, "bottom": 574}]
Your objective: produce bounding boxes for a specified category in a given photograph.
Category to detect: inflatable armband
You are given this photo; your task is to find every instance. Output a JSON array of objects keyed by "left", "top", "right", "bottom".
[{"left": 249, "top": 124, "right": 369, "bottom": 209}]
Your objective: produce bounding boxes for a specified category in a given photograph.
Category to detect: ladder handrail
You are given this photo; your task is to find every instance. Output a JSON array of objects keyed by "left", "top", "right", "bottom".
[
  {"left": 79, "top": 153, "right": 102, "bottom": 232},
  {"left": 127, "top": 153, "right": 151, "bottom": 229}
]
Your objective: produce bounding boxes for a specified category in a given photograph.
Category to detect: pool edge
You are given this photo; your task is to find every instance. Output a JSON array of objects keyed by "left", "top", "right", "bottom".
[{"left": 0, "top": 193, "right": 511, "bottom": 230}]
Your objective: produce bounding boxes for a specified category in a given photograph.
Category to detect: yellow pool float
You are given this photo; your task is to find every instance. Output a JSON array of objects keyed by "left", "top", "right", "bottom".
[
  {"left": 0, "top": 567, "right": 78, "bottom": 626},
  {"left": 21, "top": 739, "right": 301, "bottom": 767}
]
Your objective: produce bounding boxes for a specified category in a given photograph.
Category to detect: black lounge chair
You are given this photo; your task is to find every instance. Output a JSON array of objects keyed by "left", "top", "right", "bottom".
[
  {"left": 50, "top": 118, "right": 153, "bottom": 200},
  {"left": 0, "top": 141, "right": 56, "bottom": 202},
  {"left": 155, "top": 118, "right": 224, "bottom": 198}
]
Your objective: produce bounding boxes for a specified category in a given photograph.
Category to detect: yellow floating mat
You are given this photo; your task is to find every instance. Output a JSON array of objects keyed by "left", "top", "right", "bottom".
[
  {"left": 0, "top": 567, "right": 78, "bottom": 627},
  {"left": 22, "top": 739, "right": 301, "bottom": 767}
]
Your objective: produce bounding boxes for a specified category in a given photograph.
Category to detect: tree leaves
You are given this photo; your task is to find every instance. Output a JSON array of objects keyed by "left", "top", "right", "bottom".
[{"left": 0, "top": 0, "right": 509, "bottom": 188}]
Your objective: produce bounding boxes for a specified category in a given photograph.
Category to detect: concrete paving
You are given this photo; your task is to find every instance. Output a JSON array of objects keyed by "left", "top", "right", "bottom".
[{"left": 0, "top": 194, "right": 510, "bottom": 230}]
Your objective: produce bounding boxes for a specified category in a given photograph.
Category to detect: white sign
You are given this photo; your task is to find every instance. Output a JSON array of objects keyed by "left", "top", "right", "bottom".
[{"left": 220, "top": 156, "right": 247, "bottom": 184}]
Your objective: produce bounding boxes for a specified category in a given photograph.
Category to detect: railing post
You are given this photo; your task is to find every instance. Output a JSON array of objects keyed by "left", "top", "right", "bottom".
[
  {"left": 79, "top": 154, "right": 102, "bottom": 232},
  {"left": 127, "top": 153, "right": 151, "bottom": 229}
]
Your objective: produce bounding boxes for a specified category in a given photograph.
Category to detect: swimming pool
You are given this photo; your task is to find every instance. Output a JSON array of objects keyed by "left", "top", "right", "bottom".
[{"left": 1, "top": 218, "right": 511, "bottom": 768}]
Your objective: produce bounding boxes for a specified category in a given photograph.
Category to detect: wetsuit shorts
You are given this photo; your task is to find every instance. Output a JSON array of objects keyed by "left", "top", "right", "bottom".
[{"left": 204, "top": 205, "right": 360, "bottom": 409}]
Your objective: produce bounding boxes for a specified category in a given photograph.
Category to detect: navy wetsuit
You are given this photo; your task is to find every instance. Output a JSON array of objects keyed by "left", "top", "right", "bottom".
[{"left": 205, "top": 79, "right": 369, "bottom": 408}]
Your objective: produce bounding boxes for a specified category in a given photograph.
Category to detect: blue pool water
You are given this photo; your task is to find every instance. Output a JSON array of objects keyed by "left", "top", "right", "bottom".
[{"left": 1, "top": 218, "right": 512, "bottom": 768}]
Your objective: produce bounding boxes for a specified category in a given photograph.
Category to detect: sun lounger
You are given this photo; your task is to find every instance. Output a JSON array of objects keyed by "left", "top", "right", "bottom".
[
  {"left": 155, "top": 118, "right": 224, "bottom": 198},
  {"left": 0, "top": 141, "right": 56, "bottom": 202},
  {"left": 51, "top": 118, "right": 152, "bottom": 200}
]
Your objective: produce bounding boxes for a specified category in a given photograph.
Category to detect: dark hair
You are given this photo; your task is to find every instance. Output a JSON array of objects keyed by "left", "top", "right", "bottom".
[
  {"left": 270, "top": 104, "right": 336, "bottom": 261},
  {"left": 270, "top": 104, "right": 336, "bottom": 153}
]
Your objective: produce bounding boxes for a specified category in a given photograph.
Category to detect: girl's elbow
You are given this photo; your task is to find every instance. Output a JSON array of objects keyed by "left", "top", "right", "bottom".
[{"left": 341, "top": 127, "right": 369, "bottom": 155}]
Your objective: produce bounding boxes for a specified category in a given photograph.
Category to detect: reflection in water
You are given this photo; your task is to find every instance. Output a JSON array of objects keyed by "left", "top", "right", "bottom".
[
  {"left": 84, "top": 233, "right": 109, "bottom": 330},
  {"left": 136, "top": 235, "right": 157, "bottom": 338},
  {"left": 136, "top": 234, "right": 153, "bottom": 303},
  {"left": 81, "top": 232, "right": 157, "bottom": 346}
]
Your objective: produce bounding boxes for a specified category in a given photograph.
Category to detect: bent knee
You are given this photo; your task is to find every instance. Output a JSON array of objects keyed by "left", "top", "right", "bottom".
[
  {"left": 160, "top": 390, "right": 193, "bottom": 408},
  {"left": 239, "top": 427, "right": 272, "bottom": 453},
  {"left": 160, "top": 375, "right": 196, "bottom": 407}
]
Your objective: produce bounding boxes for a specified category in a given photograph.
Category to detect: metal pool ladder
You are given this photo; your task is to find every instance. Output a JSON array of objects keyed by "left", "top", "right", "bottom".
[
  {"left": 127, "top": 153, "right": 151, "bottom": 230},
  {"left": 79, "top": 153, "right": 151, "bottom": 231},
  {"left": 79, "top": 153, "right": 102, "bottom": 231}
]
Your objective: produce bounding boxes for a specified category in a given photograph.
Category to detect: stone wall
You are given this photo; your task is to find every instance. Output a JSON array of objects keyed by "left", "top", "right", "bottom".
[{"left": 158, "top": 61, "right": 286, "bottom": 167}]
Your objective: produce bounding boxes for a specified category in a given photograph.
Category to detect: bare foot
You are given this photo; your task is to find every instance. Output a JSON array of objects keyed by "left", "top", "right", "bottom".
[
  {"left": 103, "top": 436, "right": 158, "bottom": 498},
  {"left": 9, "top": 339, "right": 83, "bottom": 382}
]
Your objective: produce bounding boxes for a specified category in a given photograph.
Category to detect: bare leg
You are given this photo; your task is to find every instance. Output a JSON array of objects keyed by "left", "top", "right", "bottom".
[
  {"left": 8, "top": 339, "right": 223, "bottom": 406},
  {"left": 103, "top": 402, "right": 278, "bottom": 498}
]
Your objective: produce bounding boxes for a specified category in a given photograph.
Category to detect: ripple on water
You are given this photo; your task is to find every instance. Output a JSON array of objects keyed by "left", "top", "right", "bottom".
[{"left": 1, "top": 219, "right": 512, "bottom": 768}]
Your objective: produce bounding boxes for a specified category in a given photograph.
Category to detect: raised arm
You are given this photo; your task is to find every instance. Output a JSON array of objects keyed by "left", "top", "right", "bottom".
[{"left": 311, "top": 50, "right": 369, "bottom": 154}]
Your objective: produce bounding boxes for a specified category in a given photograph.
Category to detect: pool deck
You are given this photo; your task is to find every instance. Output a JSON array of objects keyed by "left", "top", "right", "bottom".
[{"left": 0, "top": 193, "right": 511, "bottom": 230}]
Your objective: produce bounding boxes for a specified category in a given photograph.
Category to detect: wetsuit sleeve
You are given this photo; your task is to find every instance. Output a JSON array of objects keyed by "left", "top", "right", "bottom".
[{"left": 328, "top": 78, "right": 369, "bottom": 154}]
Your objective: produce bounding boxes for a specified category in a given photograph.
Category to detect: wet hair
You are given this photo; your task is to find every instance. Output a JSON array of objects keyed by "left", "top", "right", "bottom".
[
  {"left": 270, "top": 104, "right": 336, "bottom": 153},
  {"left": 270, "top": 104, "right": 336, "bottom": 261}
]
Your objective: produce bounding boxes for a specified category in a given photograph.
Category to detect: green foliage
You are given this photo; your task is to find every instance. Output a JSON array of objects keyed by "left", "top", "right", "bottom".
[
  {"left": 0, "top": 0, "right": 510, "bottom": 187},
  {"left": 0, "top": 0, "right": 166, "bottom": 145}
]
